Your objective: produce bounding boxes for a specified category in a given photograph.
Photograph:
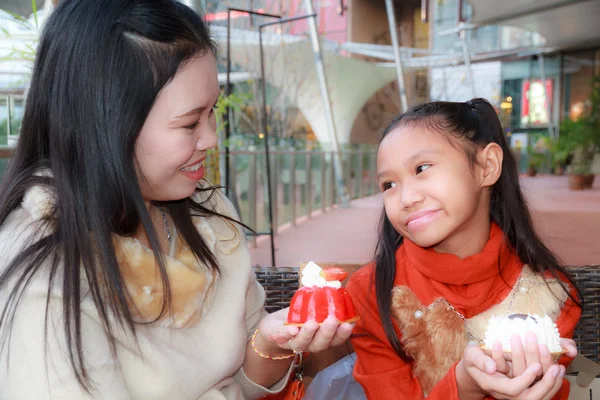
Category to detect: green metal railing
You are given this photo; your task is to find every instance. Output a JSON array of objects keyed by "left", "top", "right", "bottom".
[{"left": 208, "top": 149, "right": 378, "bottom": 246}]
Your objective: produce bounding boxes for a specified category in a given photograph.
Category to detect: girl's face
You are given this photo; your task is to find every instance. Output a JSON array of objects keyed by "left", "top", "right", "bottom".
[
  {"left": 377, "top": 123, "right": 502, "bottom": 256},
  {"left": 135, "top": 53, "right": 219, "bottom": 202}
]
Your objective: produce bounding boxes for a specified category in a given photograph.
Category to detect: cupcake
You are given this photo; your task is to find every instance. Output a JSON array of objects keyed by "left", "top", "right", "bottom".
[
  {"left": 482, "top": 314, "right": 566, "bottom": 361},
  {"left": 285, "top": 262, "right": 359, "bottom": 326}
]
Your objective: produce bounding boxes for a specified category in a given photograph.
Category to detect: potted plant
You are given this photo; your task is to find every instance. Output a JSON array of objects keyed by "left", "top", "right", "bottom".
[
  {"left": 547, "top": 137, "right": 569, "bottom": 175},
  {"left": 558, "top": 118, "right": 598, "bottom": 190},
  {"left": 558, "top": 76, "right": 600, "bottom": 190},
  {"left": 526, "top": 145, "right": 545, "bottom": 177}
]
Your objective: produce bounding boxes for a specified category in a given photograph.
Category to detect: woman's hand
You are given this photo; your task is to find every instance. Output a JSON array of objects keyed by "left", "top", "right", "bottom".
[
  {"left": 459, "top": 342, "right": 566, "bottom": 400},
  {"left": 243, "top": 308, "right": 354, "bottom": 388},
  {"left": 257, "top": 307, "right": 354, "bottom": 356}
]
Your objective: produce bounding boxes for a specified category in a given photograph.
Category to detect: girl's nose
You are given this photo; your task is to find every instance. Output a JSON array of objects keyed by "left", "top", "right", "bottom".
[{"left": 398, "top": 182, "right": 425, "bottom": 209}]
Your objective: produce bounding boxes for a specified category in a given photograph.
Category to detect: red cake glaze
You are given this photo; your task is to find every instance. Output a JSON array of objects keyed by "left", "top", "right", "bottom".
[{"left": 286, "top": 286, "right": 359, "bottom": 325}]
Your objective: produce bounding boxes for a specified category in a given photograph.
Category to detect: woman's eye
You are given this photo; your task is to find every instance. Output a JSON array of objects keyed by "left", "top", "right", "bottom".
[
  {"left": 416, "top": 164, "right": 431, "bottom": 174},
  {"left": 382, "top": 182, "right": 397, "bottom": 191},
  {"left": 183, "top": 121, "right": 199, "bottom": 131},
  {"left": 209, "top": 107, "right": 216, "bottom": 117}
]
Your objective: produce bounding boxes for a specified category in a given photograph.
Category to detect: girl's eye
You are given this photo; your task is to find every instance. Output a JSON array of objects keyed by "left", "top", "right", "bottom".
[
  {"left": 209, "top": 106, "right": 216, "bottom": 117},
  {"left": 183, "top": 121, "right": 199, "bottom": 131},
  {"left": 416, "top": 164, "right": 431, "bottom": 174},
  {"left": 382, "top": 181, "right": 397, "bottom": 191}
]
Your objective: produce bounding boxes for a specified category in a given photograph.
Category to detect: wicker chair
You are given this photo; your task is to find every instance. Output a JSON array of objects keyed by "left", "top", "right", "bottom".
[
  {"left": 254, "top": 265, "right": 600, "bottom": 353},
  {"left": 568, "top": 266, "right": 600, "bottom": 364},
  {"left": 253, "top": 266, "right": 299, "bottom": 314}
]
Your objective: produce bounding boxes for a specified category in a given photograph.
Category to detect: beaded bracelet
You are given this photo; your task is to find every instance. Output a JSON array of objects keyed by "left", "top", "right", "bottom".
[{"left": 250, "top": 328, "right": 296, "bottom": 361}]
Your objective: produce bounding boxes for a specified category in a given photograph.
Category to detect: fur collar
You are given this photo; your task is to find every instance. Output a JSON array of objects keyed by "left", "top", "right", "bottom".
[{"left": 21, "top": 180, "right": 240, "bottom": 328}]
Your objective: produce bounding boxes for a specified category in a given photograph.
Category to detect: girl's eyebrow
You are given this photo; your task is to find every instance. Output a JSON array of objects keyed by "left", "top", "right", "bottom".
[
  {"left": 406, "top": 150, "right": 440, "bottom": 164},
  {"left": 377, "top": 150, "right": 441, "bottom": 179},
  {"left": 377, "top": 170, "right": 389, "bottom": 179}
]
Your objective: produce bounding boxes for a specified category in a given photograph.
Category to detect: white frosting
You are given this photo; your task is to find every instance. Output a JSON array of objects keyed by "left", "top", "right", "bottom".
[
  {"left": 301, "top": 261, "right": 342, "bottom": 289},
  {"left": 483, "top": 314, "right": 562, "bottom": 353}
]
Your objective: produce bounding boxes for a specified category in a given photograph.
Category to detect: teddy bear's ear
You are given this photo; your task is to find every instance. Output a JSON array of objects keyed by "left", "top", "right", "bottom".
[{"left": 390, "top": 286, "right": 423, "bottom": 324}]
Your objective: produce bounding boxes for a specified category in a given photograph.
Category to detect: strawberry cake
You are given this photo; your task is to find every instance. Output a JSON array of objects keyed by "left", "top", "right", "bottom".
[{"left": 286, "top": 262, "right": 359, "bottom": 326}]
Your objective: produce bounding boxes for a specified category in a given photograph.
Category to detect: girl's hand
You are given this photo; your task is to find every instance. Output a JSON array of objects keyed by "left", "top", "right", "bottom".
[
  {"left": 257, "top": 307, "right": 354, "bottom": 355},
  {"left": 492, "top": 333, "right": 551, "bottom": 378},
  {"left": 492, "top": 334, "right": 577, "bottom": 379},
  {"left": 559, "top": 338, "right": 578, "bottom": 358},
  {"left": 461, "top": 343, "right": 566, "bottom": 400}
]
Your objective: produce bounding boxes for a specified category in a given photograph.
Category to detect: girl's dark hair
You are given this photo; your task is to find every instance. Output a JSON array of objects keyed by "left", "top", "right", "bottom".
[
  {"left": 0, "top": 0, "right": 227, "bottom": 391},
  {"left": 374, "top": 98, "right": 583, "bottom": 361}
]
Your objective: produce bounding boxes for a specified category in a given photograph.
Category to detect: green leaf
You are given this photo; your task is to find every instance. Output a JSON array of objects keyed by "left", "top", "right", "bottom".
[
  {"left": 2, "top": 9, "right": 28, "bottom": 23},
  {"left": 31, "top": 0, "right": 38, "bottom": 29}
]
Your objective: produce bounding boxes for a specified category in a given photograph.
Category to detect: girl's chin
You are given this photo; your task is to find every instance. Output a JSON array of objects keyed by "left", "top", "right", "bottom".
[{"left": 402, "top": 231, "right": 446, "bottom": 249}]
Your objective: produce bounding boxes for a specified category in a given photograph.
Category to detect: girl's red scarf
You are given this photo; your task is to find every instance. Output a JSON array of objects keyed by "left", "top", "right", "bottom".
[{"left": 397, "top": 223, "right": 522, "bottom": 318}]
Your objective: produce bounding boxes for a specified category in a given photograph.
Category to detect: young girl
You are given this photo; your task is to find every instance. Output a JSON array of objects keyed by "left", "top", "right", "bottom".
[
  {"left": 346, "top": 99, "right": 582, "bottom": 400},
  {"left": 0, "top": 1, "right": 352, "bottom": 399}
]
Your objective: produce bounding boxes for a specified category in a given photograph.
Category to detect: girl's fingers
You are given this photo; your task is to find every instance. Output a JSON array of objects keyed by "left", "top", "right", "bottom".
[
  {"left": 470, "top": 363, "right": 541, "bottom": 398},
  {"left": 542, "top": 365, "right": 566, "bottom": 400},
  {"left": 488, "top": 364, "right": 542, "bottom": 399},
  {"left": 526, "top": 364, "right": 566, "bottom": 400},
  {"left": 538, "top": 343, "right": 553, "bottom": 375},
  {"left": 464, "top": 345, "right": 497, "bottom": 374},
  {"left": 524, "top": 332, "right": 542, "bottom": 377},
  {"left": 560, "top": 338, "right": 578, "bottom": 358},
  {"left": 491, "top": 341, "right": 509, "bottom": 375},
  {"left": 510, "top": 334, "right": 527, "bottom": 377}
]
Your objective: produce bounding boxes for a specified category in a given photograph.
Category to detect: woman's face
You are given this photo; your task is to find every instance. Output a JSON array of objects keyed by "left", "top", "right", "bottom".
[{"left": 135, "top": 53, "right": 219, "bottom": 202}]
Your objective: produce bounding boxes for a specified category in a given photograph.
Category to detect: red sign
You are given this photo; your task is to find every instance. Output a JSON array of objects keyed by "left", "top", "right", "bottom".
[{"left": 521, "top": 79, "right": 553, "bottom": 126}]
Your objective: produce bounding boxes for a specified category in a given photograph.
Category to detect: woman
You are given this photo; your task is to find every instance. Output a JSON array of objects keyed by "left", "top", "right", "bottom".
[{"left": 0, "top": 1, "right": 353, "bottom": 399}]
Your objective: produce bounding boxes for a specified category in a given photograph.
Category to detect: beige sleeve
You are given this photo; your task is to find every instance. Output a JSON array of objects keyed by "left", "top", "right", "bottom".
[
  {"left": 205, "top": 186, "right": 297, "bottom": 398},
  {"left": 233, "top": 272, "right": 296, "bottom": 399},
  {"left": 0, "top": 291, "right": 132, "bottom": 400}
]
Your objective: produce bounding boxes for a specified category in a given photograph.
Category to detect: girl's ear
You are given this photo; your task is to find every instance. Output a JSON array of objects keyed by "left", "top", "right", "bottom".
[{"left": 478, "top": 143, "right": 503, "bottom": 188}]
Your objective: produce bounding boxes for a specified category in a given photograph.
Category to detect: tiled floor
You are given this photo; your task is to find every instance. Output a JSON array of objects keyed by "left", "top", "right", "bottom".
[{"left": 249, "top": 175, "right": 600, "bottom": 268}]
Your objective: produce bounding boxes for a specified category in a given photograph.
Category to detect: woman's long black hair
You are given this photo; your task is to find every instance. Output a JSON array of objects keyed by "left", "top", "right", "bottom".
[
  {"left": 0, "top": 0, "right": 230, "bottom": 391},
  {"left": 374, "top": 99, "right": 583, "bottom": 361}
]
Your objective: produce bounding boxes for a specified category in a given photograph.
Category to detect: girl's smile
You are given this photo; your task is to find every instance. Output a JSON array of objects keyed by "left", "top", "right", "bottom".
[{"left": 405, "top": 208, "right": 443, "bottom": 233}]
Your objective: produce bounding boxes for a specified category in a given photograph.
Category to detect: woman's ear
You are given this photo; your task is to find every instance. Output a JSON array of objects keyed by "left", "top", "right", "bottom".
[{"left": 478, "top": 143, "right": 503, "bottom": 188}]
